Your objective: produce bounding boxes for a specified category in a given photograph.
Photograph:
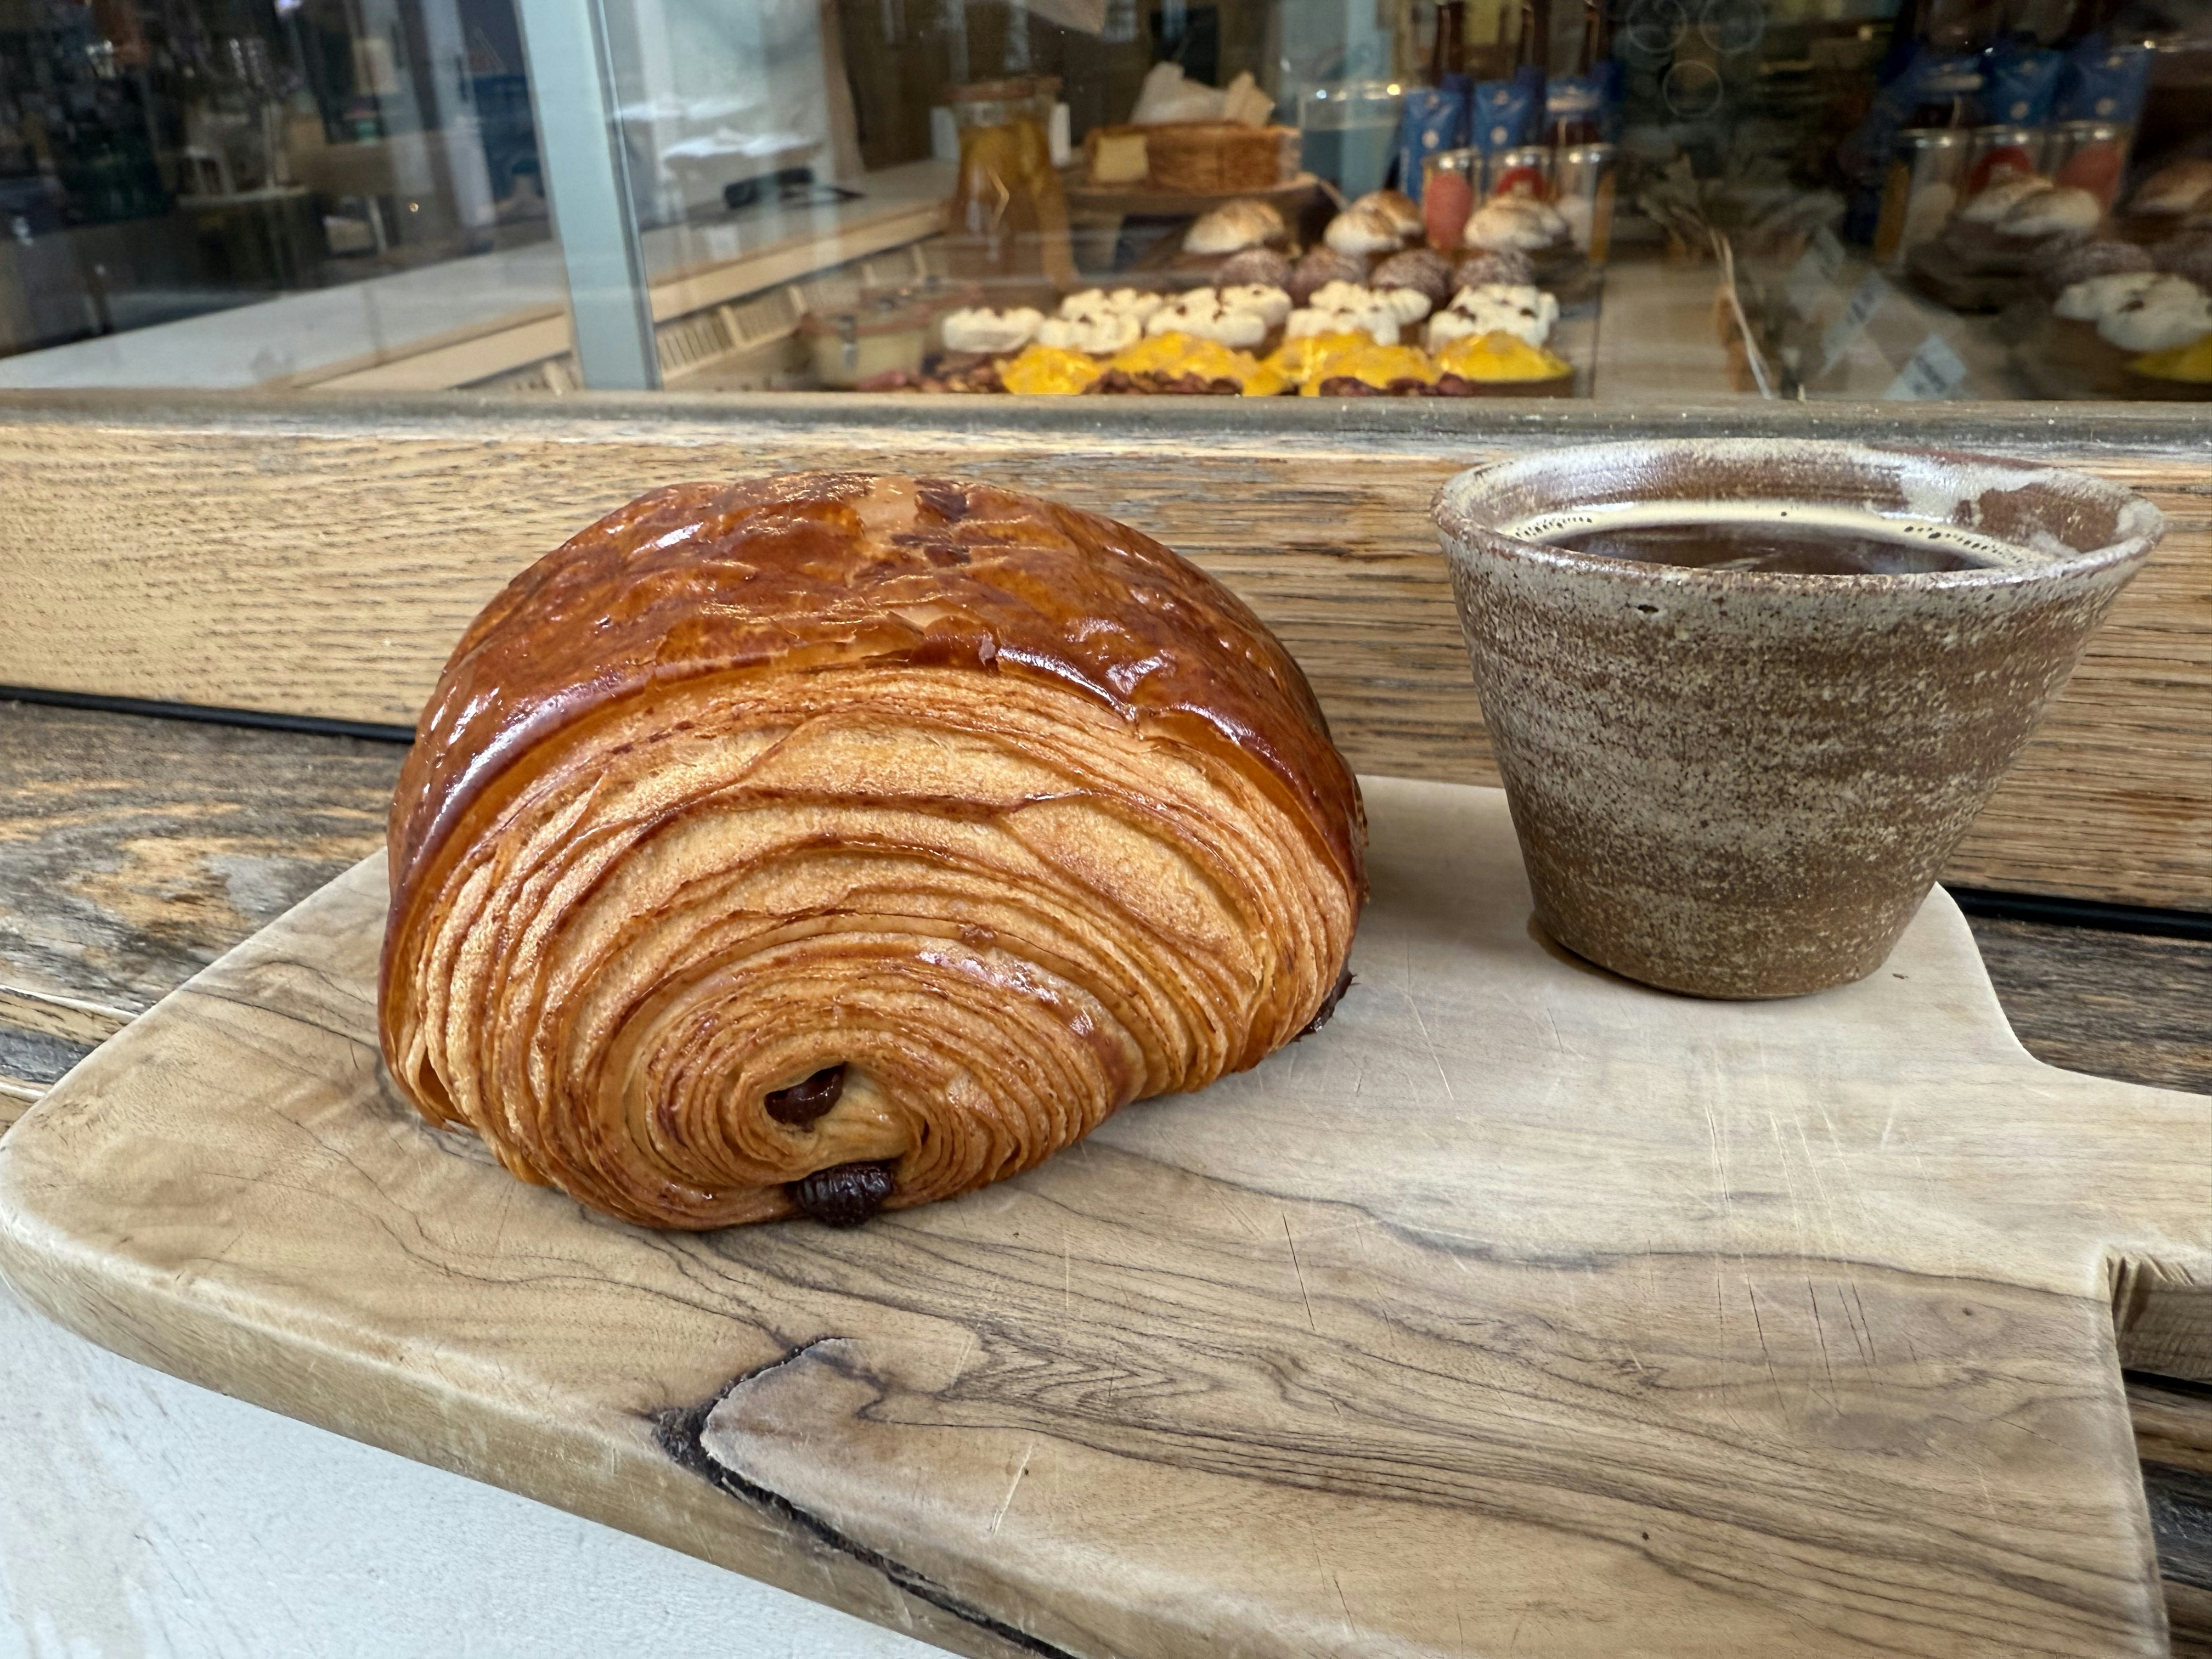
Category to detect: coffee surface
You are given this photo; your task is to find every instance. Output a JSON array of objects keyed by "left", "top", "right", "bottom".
[
  {"left": 1505, "top": 501, "right": 2038, "bottom": 575},
  {"left": 1542, "top": 519, "right": 2000, "bottom": 575}
]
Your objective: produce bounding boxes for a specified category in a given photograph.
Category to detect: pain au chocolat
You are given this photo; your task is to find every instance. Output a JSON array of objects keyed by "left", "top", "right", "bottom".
[{"left": 379, "top": 474, "right": 1365, "bottom": 1230}]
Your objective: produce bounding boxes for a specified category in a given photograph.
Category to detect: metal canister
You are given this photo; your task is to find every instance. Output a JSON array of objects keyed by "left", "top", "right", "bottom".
[
  {"left": 2044, "top": 119, "right": 2131, "bottom": 210},
  {"left": 1488, "top": 145, "right": 1553, "bottom": 202},
  {"left": 1872, "top": 128, "right": 1967, "bottom": 268},
  {"left": 1961, "top": 125, "right": 2044, "bottom": 201},
  {"left": 1554, "top": 142, "right": 1618, "bottom": 264}
]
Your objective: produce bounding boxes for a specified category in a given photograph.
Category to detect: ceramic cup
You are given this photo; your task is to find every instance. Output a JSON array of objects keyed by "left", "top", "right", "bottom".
[{"left": 1433, "top": 438, "right": 2163, "bottom": 998}]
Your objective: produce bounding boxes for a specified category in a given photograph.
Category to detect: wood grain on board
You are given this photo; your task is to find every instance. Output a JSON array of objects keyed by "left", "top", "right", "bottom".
[
  {"left": 0, "top": 699, "right": 402, "bottom": 1111},
  {"left": 1, "top": 777, "right": 2207, "bottom": 1658},
  {"left": 0, "top": 392, "right": 2205, "bottom": 910}
]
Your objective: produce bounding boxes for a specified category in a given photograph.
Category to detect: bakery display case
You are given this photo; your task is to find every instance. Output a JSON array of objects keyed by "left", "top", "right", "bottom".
[
  {"left": 599, "top": 0, "right": 2212, "bottom": 405},
  {"left": 0, "top": 0, "right": 2204, "bottom": 403}
]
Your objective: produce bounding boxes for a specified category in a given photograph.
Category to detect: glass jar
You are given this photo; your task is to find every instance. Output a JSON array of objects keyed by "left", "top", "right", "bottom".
[
  {"left": 944, "top": 76, "right": 1074, "bottom": 298},
  {"left": 1296, "top": 80, "right": 1406, "bottom": 200},
  {"left": 1421, "top": 147, "right": 1485, "bottom": 248}
]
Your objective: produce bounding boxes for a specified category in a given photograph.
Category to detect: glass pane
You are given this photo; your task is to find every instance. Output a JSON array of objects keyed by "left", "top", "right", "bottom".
[
  {"left": 0, "top": 0, "right": 555, "bottom": 388},
  {"left": 574, "top": 0, "right": 2212, "bottom": 404},
  {"left": 7, "top": 0, "right": 2208, "bottom": 403}
]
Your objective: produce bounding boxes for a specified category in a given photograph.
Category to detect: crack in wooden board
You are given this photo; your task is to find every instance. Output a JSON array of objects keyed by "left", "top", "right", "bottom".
[{"left": 0, "top": 778, "right": 2205, "bottom": 1657}]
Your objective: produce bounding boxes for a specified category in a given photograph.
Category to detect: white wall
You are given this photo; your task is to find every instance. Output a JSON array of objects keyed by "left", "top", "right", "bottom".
[{"left": 0, "top": 1280, "right": 937, "bottom": 1659}]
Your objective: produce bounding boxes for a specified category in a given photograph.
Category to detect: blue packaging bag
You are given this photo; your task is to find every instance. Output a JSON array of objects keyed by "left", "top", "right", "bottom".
[
  {"left": 1393, "top": 79, "right": 1471, "bottom": 203},
  {"left": 2055, "top": 36, "right": 2157, "bottom": 126},
  {"left": 1472, "top": 78, "right": 1537, "bottom": 153},
  {"left": 1979, "top": 38, "right": 2062, "bottom": 126},
  {"left": 1545, "top": 71, "right": 1606, "bottom": 133}
]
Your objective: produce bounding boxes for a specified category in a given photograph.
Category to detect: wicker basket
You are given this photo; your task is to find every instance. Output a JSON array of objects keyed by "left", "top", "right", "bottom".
[{"left": 1086, "top": 122, "right": 1297, "bottom": 194}]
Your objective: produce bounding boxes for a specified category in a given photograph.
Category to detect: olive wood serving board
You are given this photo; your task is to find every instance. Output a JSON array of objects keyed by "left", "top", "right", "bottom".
[{"left": 1, "top": 777, "right": 2206, "bottom": 1659}]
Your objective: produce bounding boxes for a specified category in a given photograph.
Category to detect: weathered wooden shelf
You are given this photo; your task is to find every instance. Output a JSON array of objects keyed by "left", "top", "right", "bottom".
[
  {"left": 1, "top": 777, "right": 2205, "bottom": 1657},
  {"left": 1, "top": 391, "right": 2207, "bottom": 912}
]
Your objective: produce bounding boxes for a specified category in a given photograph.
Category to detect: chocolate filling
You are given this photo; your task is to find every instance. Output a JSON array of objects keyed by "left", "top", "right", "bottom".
[
  {"left": 791, "top": 1160, "right": 896, "bottom": 1227},
  {"left": 764, "top": 1064, "right": 847, "bottom": 1127},
  {"left": 1299, "top": 967, "right": 1355, "bottom": 1037}
]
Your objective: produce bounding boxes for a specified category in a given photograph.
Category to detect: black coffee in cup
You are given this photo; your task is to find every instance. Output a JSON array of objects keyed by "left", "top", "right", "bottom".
[
  {"left": 1436, "top": 441, "right": 2163, "bottom": 997},
  {"left": 1508, "top": 503, "right": 2029, "bottom": 576}
]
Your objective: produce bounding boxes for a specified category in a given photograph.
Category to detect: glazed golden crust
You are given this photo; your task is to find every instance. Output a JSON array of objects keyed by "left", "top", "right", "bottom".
[{"left": 380, "top": 474, "right": 1365, "bottom": 1228}]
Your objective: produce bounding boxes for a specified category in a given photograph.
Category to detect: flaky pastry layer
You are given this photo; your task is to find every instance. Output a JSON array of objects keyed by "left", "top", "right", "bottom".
[{"left": 381, "top": 475, "right": 1364, "bottom": 1228}]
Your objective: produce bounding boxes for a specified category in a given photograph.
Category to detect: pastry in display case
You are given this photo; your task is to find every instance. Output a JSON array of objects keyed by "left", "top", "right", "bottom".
[
  {"left": 634, "top": 0, "right": 2208, "bottom": 407},
  {"left": 2126, "top": 327, "right": 2212, "bottom": 394},
  {"left": 1370, "top": 246, "right": 1457, "bottom": 306},
  {"left": 1175, "top": 199, "right": 1290, "bottom": 278},
  {"left": 2121, "top": 155, "right": 2212, "bottom": 226},
  {"left": 844, "top": 105, "right": 1592, "bottom": 403},
  {"left": 1908, "top": 173, "right": 2104, "bottom": 308}
]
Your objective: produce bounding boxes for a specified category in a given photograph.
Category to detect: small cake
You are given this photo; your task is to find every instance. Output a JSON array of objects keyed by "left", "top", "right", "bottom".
[
  {"left": 2128, "top": 331, "right": 2212, "bottom": 384},
  {"left": 1217, "top": 282, "right": 1293, "bottom": 329},
  {"left": 1243, "top": 331, "right": 1373, "bottom": 397},
  {"left": 1184, "top": 199, "right": 1288, "bottom": 256},
  {"left": 1287, "top": 246, "right": 1370, "bottom": 305},
  {"left": 1425, "top": 283, "right": 1559, "bottom": 349},
  {"left": 1059, "top": 287, "right": 1166, "bottom": 326},
  {"left": 2130, "top": 159, "right": 2212, "bottom": 218},
  {"left": 1942, "top": 177, "right": 2098, "bottom": 276},
  {"left": 1309, "top": 279, "right": 1429, "bottom": 325},
  {"left": 2094, "top": 274, "right": 2212, "bottom": 352},
  {"left": 1453, "top": 248, "right": 1536, "bottom": 290},
  {"left": 2053, "top": 270, "right": 2161, "bottom": 323},
  {"left": 1146, "top": 287, "right": 1273, "bottom": 351},
  {"left": 1463, "top": 196, "right": 1570, "bottom": 254},
  {"left": 1000, "top": 343, "right": 1108, "bottom": 394},
  {"left": 2035, "top": 238, "right": 2155, "bottom": 299},
  {"left": 2154, "top": 232, "right": 2212, "bottom": 289},
  {"left": 939, "top": 307, "right": 1043, "bottom": 356},
  {"left": 2040, "top": 271, "right": 2159, "bottom": 393},
  {"left": 1324, "top": 204, "right": 1405, "bottom": 258},
  {"left": 2002, "top": 185, "right": 2101, "bottom": 239},
  {"left": 1956, "top": 174, "right": 2051, "bottom": 227},
  {"left": 1432, "top": 329, "right": 1573, "bottom": 394},
  {"left": 1348, "top": 189, "right": 1422, "bottom": 243},
  {"left": 1286, "top": 280, "right": 1429, "bottom": 347},
  {"left": 1301, "top": 341, "right": 1438, "bottom": 397},
  {"left": 1215, "top": 247, "right": 1294, "bottom": 290},
  {"left": 1285, "top": 307, "right": 1397, "bottom": 347},
  {"left": 1099, "top": 330, "right": 1261, "bottom": 394},
  {"left": 1037, "top": 313, "right": 1142, "bottom": 355},
  {"left": 1369, "top": 247, "right": 1455, "bottom": 308}
]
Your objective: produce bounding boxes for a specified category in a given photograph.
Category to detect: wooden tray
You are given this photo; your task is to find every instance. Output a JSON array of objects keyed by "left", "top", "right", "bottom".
[{"left": 1, "top": 776, "right": 2207, "bottom": 1658}]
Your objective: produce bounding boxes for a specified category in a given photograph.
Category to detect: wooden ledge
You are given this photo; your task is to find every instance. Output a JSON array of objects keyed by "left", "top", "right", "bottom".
[{"left": 0, "top": 390, "right": 2205, "bottom": 910}]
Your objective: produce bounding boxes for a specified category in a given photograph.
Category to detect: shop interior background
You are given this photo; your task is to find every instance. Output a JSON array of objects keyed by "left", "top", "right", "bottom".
[{"left": 2, "top": 0, "right": 2205, "bottom": 396}]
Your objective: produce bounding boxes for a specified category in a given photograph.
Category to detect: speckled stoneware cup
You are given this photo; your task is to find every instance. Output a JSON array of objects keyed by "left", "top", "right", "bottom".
[{"left": 1434, "top": 438, "right": 2163, "bottom": 999}]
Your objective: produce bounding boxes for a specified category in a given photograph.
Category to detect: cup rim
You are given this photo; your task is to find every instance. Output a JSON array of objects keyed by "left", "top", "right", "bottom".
[{"left": 1431, "top": 437, "right": 2166, "bottom": 590}]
